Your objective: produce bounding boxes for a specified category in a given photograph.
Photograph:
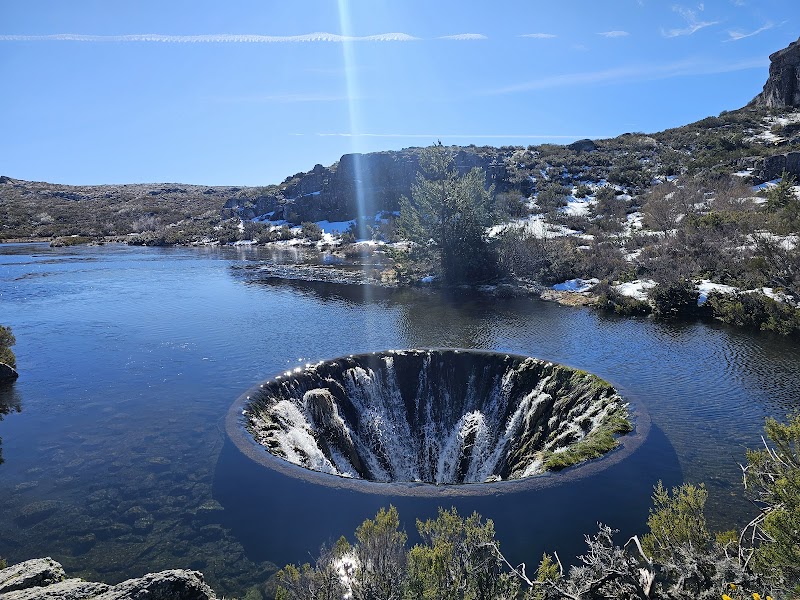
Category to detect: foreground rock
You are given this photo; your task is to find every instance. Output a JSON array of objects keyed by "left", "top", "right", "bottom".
[{"left": 0, "top": 558, "right": 217, "bottom": 600}]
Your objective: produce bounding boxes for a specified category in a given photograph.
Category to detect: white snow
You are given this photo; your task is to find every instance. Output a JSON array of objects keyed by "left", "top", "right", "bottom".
[
  {"left": 614, "top": 279, "right": 656, "bottom": 301},
  {"left": 315, "top": 219, "right": 355, "bottom": 234},
  {"left": 624, "top": 249, "right": 642, "bottom": 262},
  {"left": 552, "top": 278, "right": 599, "bottom": 293},
  {"left": 696, "top": 280, "right": 737, "bottom": 306},
  {"left": 626, "top": 212, "right": 643, "bottom": 229},
  {"left": 753, "top": 179, "right": 781, "bottom": 191},
  {"left": 489, "top": 214, "right": 579, "bottom": 238},
  {"left": 562, "top": 196, "right": 595, "bottom": 217}
]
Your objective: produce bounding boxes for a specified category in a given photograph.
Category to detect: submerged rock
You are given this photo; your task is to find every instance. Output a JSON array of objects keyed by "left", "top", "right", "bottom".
[
  {"left": 0, "top": 559, "right": 217, "bottom": 600},
  {"left": 0, "top": 362, "right": 19, "bottom": 382}
]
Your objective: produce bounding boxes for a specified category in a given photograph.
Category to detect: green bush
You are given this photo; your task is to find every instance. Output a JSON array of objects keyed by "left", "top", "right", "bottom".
[
  {"left": 49, "top": 236, "right": 93, "bottom": 247},
  {"left": 0, "top": 325, "right": 16, "bottom": 369},
  {"left": 594, "top": 281, "right": 652, "bottom": 316},
  {"left": 707, "top": 291, "right": 800, "bottom": 336},
  {"left": 300, "top": 222, "right": 323, "bottom": 242},
  {"left": 649, "top": 278, "right": 700, "bottom": 320}
]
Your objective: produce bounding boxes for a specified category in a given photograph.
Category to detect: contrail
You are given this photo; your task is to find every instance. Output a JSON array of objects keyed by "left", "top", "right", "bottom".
[{"left": 0, "top": 32, "right": 421, "bottom": 43}]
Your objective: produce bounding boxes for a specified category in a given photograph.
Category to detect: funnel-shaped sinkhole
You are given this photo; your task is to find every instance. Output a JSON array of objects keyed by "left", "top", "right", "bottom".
[{"left": 237, "top": 350, "right": 633, "bottom": 486}]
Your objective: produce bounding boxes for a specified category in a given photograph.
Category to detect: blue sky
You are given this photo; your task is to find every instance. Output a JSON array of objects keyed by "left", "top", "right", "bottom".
[{"left": 1, "top": 0, "right": 798, "bottom": 186}]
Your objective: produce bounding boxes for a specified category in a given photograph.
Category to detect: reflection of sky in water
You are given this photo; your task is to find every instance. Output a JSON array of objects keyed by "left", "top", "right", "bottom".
[{"left": 0, "top": 243, "right": 798, "bottom": 596}]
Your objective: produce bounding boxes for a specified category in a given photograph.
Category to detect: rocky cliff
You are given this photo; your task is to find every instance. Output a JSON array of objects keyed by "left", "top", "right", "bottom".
[
  {"left": 0, "top": 558, "right": 217, "bottom": 600},
  {"left": 751, "top": 36, "right": 800, "bottom": 108},
  {"left": 221, "top": 147, "right": 512, "bottom": 224}
]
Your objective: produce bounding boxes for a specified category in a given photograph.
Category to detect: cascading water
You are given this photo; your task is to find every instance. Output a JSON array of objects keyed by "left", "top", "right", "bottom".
[{"left": 235, "top": 350, "right": 633, "bottom": 486}]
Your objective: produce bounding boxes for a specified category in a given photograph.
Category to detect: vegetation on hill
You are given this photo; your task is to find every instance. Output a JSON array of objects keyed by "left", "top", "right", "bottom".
[
  {"left": 0, "top": 178, "right": 269, "bottom": 241},
  {"left": 2, "top": 102, "right": 800, "bottom": 337},
  {"left": 274, "top": 415, "right": 800, "bottom": 600}
]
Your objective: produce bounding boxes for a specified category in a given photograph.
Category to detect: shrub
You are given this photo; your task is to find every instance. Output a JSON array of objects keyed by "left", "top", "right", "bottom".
[
  {"left": 49, "top": 236, "right": 93, "bottom": 247},
  {"left": 0, "top": 325, "right": 16, "bottom": 369},
  {"left": 594, "top": 281, "right": 652, "bottom": 316},
  {"left": 707, "top": 291, "right": 800, "bottom": 336},
  {"left": 300, "top": 222, "right": 323, "bottom": 242},
  {"left": 649, "top": 278, "right": 699, "bottom": 320}
]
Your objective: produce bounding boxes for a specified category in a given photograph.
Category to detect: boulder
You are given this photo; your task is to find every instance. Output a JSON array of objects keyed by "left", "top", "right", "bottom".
[
  {"left": 751, "top": 36, "right": 800, "bottom": 108},
  {"left": 94, "top": 570, "right": 215, "bottom": 600},
  {"left": 0, "top": 362, "right": 18, "bottom": 382},
  {"left": 568, "top": 139, "right": 597, "bottom": 153},
  {"left": 0, "top": 558, "right": 66, "bottom": 594},
  {"left": 3, "top": 579, "right": 110, "bottom": 600},
  {"left": 754, "top": 151, "right": 800, "bottom": 182},
  {"left": 0, "top": 560, "right": 217, "bottom": 600}
]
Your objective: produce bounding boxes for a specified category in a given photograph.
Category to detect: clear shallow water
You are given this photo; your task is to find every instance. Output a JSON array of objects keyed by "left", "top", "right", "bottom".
[{"left": 0, "top": 243, "right": 798, "bottom": 596}]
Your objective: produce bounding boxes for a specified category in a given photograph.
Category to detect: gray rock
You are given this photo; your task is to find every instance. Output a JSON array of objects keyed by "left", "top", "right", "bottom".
[
  {"left": 751, "top": 36, "right": 800, "bottom": 108},
  {"left": 94, "top": 570, "right": 215, "bottom": 600},
  {"left": 0, "top": 557, "right": 66, "bottom": 593},
  {"left": 0, "top": 362, "right": 19, "bottom": 382},
  {"left": 755, "top": 151, "right": 800, "bottom": 182},
  {"left": 567, "top": 138, "right": 597, "bottom": 153},
  {"left": 222, "top": 147, "right": 513, "bottom": 225},
  {"left": 0, "top": 559, "right": 217, "bottom": 600},
  {"left": 2, "top": 579, "right": 109, "bottom": 600}
]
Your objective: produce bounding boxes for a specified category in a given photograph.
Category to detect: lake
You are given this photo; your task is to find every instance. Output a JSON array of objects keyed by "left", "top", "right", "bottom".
[{"left": 0, "top": 242, "right": 798, "bottom": 597}]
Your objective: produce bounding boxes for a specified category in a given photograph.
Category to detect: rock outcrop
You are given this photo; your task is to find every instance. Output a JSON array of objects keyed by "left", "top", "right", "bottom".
[
  {"left": 222, "top": 147, "right": 512, "bottom": 224},
  {"left": 0, "top": 558, "right": 217, "bottom": 600},
  {"left": 567, "top": 139, "right": 597, "bottom": 153},
  {"left": 0, "top": 362, "right": 19, "bottom": 382},
  {"left": 751, "top": 36, "right": 800, "bottom": 108},
  {"left": 754, "top": 151, "right": 800, "bottom": 182}
]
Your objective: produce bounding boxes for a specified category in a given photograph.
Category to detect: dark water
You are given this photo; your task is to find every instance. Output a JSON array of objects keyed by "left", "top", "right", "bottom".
[{"left": 0, "top": 243, "right": 798, "bottom": 597}]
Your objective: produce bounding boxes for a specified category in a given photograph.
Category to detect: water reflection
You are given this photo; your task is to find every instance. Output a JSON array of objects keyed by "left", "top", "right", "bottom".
[
  {"left": 0, "top": 244, "right": 798, "bottom": 598},
  {"left": 0, "top": 382, "right": 22, "bottom": 465}
]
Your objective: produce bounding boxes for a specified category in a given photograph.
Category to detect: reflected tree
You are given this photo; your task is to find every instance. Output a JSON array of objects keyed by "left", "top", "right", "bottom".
[{"left": 0, "top": 384, "right": 22, "bottom": 465}]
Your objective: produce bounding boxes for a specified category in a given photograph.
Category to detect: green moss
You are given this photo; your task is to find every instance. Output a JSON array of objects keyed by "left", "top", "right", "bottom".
[
  {"left": 50, "top": 235, "right": 94, "bottom": 247},
  {"left": 542, "top": 405, "right": 633, "bottom": 471}
]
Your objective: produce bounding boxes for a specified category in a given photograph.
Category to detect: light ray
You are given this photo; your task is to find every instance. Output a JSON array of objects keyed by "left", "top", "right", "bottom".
[{"left": 337, "top": 0, "right": 376, "bottom": 307}]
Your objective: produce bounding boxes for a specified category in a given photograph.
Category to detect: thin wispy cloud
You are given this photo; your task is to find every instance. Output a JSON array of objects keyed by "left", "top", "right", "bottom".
[
  {"left": 520, "top": 33, "right": 557, "bottom": 39},
  {"left": 486, "top": 57, "right": 768, "bottom": 95},
  {"left": 598, "top": 31, "right": 630, "bottom": 38},
  {"left": 438, "top": 33, "right": 488, "bottom": 41},
  {"left": 662, "top": 6, "right": 719, "bottom": 38},
  {"left": 214, "top": 93, "right": 353, "bottom": 104},
  {"left": 726, "top": 22, "right": 777, "bottom": 42},
  {"left": 0, "top": 32, "right": 420, "bottom": 43}
]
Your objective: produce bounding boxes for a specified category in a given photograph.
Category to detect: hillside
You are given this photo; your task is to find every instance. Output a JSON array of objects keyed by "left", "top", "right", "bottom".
[
  {"left": 3, "top": 104, "right": 799, "bottom": 243},
  {"left": 2, "top": 36, "right": 800, "bottom": 333}
]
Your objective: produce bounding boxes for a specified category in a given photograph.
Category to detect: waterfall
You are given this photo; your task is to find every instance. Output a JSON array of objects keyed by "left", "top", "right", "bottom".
[{"left": 244, "top": 350, "right": 630, "bottom": 485}]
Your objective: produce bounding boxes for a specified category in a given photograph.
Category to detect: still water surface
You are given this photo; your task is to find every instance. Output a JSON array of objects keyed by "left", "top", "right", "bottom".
[{"left": 0, "top": 243, "right": 798, "bottom": 596}]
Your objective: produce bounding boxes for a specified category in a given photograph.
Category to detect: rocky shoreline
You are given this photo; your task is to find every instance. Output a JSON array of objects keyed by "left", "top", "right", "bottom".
[{"left": 0, "top": 558, "right": 217, "bottom": 600}]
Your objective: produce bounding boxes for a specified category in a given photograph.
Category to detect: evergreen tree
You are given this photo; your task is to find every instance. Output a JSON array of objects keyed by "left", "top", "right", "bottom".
[{"left": 399, "top": 142, "right": 496, "bottom": 284}]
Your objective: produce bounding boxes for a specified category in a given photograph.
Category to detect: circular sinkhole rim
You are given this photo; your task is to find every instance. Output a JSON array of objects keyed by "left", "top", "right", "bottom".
[{"left": 226, "top": 348, "right": 651, "bottom": 497}]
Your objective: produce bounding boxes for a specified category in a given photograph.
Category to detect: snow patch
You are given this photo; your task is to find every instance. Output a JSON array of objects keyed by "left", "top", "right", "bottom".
[
  {"left": 552, "top": 278, "right": 599, "bottom": 293},
  {"left": 696, "top": 280, "right": 737, "bottom": 306},
  {"left": 614, "top": 279, "right": 656, "bottom": 301}
]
